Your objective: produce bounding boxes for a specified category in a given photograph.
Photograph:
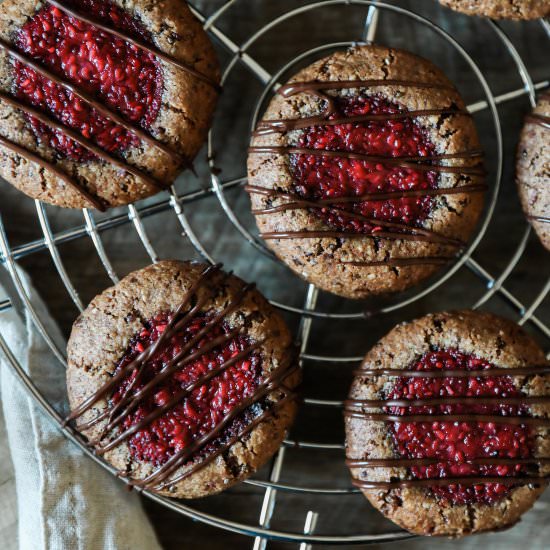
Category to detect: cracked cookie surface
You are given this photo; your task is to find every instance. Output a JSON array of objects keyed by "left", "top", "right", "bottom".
[
  {"left": 516, "top": 93, "right": 550, "bottom": 250},
  {"left": 439, "top": 0, "right": 550, "bottom": 19},
  {"left": 0, "top": 0, "right": 220, "bottom": 209},
  {"left": 66, "top": 260, "right": 299, "bottom": 498},
  {"left": 247, "top": 45, "right": 484, "bottom": 299},
  {"left": 345, "top": 310, "right": 550, "bottom": 536}
]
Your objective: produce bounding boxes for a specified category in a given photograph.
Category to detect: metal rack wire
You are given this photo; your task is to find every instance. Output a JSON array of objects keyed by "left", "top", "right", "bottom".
[{"left": 0, "top": 0, "right": 549, "bottom": 546}]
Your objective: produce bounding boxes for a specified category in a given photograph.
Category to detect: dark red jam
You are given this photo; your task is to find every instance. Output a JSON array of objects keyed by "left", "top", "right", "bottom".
[
  {"left": 386, "top": 349, "right": 534, "bottom": 505},
  {"left": 110, "top": 312, "right": 262, "bottom": 467},
  {"left": 13, "top": 0, "right": 163, "bottom": 161},
  {"left": 290, "top": 95, "right": 439, "bottom": 233}
]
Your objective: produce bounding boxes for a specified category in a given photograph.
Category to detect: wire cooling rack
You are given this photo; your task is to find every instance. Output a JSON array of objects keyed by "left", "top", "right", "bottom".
[{"left": 0, "top": 0, "right": 549, "bottom": 546}]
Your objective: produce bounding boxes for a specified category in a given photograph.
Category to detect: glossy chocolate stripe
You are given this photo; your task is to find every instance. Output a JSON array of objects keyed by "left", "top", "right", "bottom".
[
  {"left": 277, "top": 79, "right": 456, "bottom": 97},
  {"left": 77, "top": 296, "right": 211, "bottom": 431},
  {"left": 80, "top": 283, "right": 257, "bottom": 453},
  {"left": 248, "top": 146, "right": 485, "bottom": 176},
  {"left": 344, "top": 411, "right": 550, "bottom": 426},
  {"left": 0, "top": 91, "right": 163, "bottom": 189},
  {"left": 45, "top": 0, "right": 221, "bottom": 90},
  {"left": 148, "top": 365, "right": 298, "bottom": 490},
  {"left": 346, "top": 457, "right": 550, "bottom": 467},
  {"left": 96, "top": 342, "right": 263, "bottom": 453},
  {"left": 155, "top": 392, "right": 298, "bottom": 489},
  {"left": 0, "top": 38, "right": 184, "bottom": 163},
  {"left": 250, "top": 147, "right": 484, "bottom": 162},
  {"left": 0, "top": 132, "right": 104, "bottom": 210},
  {"left": 101, "top": 296, "right": 216, "bottom": 427},
  {"left": 245, "top": 183, "right": 488, "bottom": 204},
  {"left": 253, "top": 198, "right": 461, "bottom": 246},
  {"left": 261, "top": 230, "right": 463, "bottom": 247},
  {"left": 255, "top": 108, "right": 471, "bottom": 136},
  {"left": 345, "top": 396, "right": 550, "bottom": 407},
  {"left": 351, "top": 476, "right": 549, "bottom": 489},
  {"left": 526, "top": 113, "right": 550, "bottom": 129},
  {"left": 341, "top": 257, "right": 453, "bottom": 268},
  {"left": 100, "top": 327, "right": 244, "bottom": 436},
  {"left": 96, "top": 282, "right": 256, "bottom": 434},
  {"left": 134, "top": 361, "right": 299, "bottom": 489},
  {"left": 65, "top": 264, "right": 220, "bottom": 425},
  {"left": 118, "top": 285, "right": 256, "bottom": 406},
  {"left": 353, "top": 366, "right": 550, "bottom": 378}
]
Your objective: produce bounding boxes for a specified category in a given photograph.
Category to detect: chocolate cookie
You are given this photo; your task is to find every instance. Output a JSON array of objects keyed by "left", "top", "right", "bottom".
[
  {"left": 66, "top": 260, "right": 299, "bottom": 499},
  {"left": 516, "top": 93, "right": 550, "bottom": 251},
  {"left": 247, "top": 45, "right": 485, "bottom": 299},
  {"left": 345, "top": 310, "right": 550, "bottom": 537},
  {"left": 439, "top": 0, "right": 550, "bottom": 19},
  {"left": 0, "top": 0, "right": 220, "bottom": 210}
]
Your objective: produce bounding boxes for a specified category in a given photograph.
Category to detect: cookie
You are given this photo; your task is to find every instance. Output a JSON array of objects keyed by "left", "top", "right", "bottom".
[
  {"left": 439, "top": 0, "right": 550, "bottom": 19},
  {"left": 516, "top": 93, "right": 550, "bottom": 251},
  {"left": 66, "top": 260, "right": 299, "bottom": 499},
  {"left": 345, "top": 310, "right": 550, "bottom": 537},
  {"left": 0, "top": 0, "right": 220, "bottom": 210},
  {"left": 247, "top": 45, "right": 485, "bottom": 299}
]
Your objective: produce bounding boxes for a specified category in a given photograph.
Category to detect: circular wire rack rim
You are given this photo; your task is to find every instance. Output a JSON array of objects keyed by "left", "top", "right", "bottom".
[{"left": 0, "top": 0, "right": 548, "bottom": 546}]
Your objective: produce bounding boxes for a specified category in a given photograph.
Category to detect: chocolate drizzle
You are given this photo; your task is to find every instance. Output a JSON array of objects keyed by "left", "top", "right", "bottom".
[
  {"left": 45, "top": 0, "right": 221, "bottom": 90},
  {"left": 0, "top": 0, "right": 220, "bottom": 209},
  {"left": 249, "top": 78, "right": 486, "bottom": 268},
  {"left": 0, "top": 91, "right": 162, "bottom": 189},
  {"left": 247, "top": 182, "right": 487, "bottom": 249},
  {"left": 96, "top": 341, "right": 264, "bottom": 454},
  {"left": 0, "top": 38, "right": 184, "bottom": 164},
  {"left": 0, "top": 132, "right": 106, "bottom": 210},
  {"left": 346, "top": 457, "right": 550, "bottom": 468},
  {"left": 66, "top": 264, "right": 297, "bottom": 492},
  {"left": 341, "top": 257, "right": 453, "bottom": 268},
  {"left": 351, "top": 476, "right": 549, "bottom": 490},
  {"left": 87, "top": 326, "right": 242, "bottom": 433},
  {"left": 345, "top": 411, "right": 550, "bottom": 426},
  {"left": 277, "top": 79, "right": 456, "bottom": 98},
  {"left": 254, "top": 108, "right": 471, "bottom": 137},
  {"left": 346, "top": 396, "right": 550, "bottom": 408},
  {"left": 154, "top": 392, "right": 296, "bottom": 488},
  {"left": 140, "top": 362, "right": 298, "bottom": 490},
  {"left": 64, "top": 263, "right": 222, "bottom": 425},
  {"left": 245, "top": 183, "right": 488, "bottom": 205},
  {"left": 353, "top": 366, "right": 550, "bottom": 378},
  {"left": 346, "top": 363, "right": 550, "bottom": 490},
  {"left": 260, "top": 230, "right": 463, "bottom": 247},
  {"left": 248, "top": 146, "right": 485, "bottom": 176}
]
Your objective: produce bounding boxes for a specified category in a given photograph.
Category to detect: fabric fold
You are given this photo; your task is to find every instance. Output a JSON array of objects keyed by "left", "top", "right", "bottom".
[{"left": 0, "top": 267, "right": 161, "bottom": 550}]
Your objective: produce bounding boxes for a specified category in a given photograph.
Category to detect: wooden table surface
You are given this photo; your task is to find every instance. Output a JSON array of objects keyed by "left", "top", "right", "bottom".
[{"left": 0, "top": 0, "right": 549, "bottom": 548}]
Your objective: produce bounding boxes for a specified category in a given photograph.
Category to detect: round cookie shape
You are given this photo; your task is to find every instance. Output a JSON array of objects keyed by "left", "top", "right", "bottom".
[
  {"left": 0, "top": 0, "right": 220, "bottom": 209},
  {"left": 439, "top": 0, "right": 550, "bottom": 19},
  {"left": 516, "top": 93, "right": 550, "bottom": 250},
  {"left": 247, "top": 45, "right": 485, "bottom": 299},
  {"left": 345, "top": 310, "right": 550, "bottom": 537},
  {"left": 66, "top": 260, "right": 299, "bottom": 498}
]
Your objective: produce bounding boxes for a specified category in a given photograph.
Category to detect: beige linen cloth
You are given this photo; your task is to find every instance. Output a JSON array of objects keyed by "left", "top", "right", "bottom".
[{"left": 0, "top": 268, "right": 161, "bottom": 550}]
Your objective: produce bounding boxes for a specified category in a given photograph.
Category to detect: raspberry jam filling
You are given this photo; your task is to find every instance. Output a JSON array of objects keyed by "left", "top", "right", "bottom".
[
  {"left": 290, "top": 95, "right": 439, "bottom": 233},
  {"left": 386, "top": 350, "right": 534, "bottom": 505},
  {"left": 110, "top": 313, "right": 262, "bottom": 467},
  {"left": 13, "top": 0, "right": 163, "bottom": 161}
]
